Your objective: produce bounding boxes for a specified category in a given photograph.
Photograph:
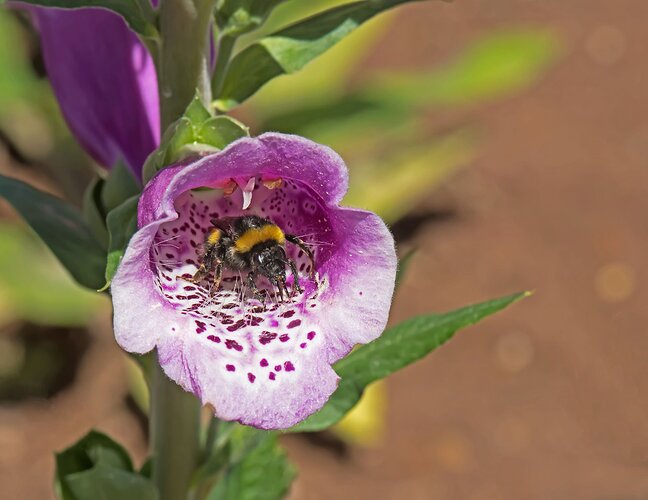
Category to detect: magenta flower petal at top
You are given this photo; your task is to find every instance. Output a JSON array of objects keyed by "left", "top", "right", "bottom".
[
  {"left": 26, "top": 6, "right": 160, "bottom": 177},
  {"left": 111, "top": 133, "right": 397, "bottom": 429}
]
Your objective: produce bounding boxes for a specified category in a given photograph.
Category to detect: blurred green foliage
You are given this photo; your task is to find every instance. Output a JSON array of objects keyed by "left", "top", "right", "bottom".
[
  {"left": 0, "top": 9, "right": 93, "bottom": 202},
  {"left": 0, "top": 10, "right": 105, "bottom": 328},
  {"left": 0, "top": 10, "right": 38, "bottom": 107},
  {"left": 0, "top": 223, "right": 105, "bottom": 326},
  {"left": 242, "top": 8, "right": 560, "bottom": 222}
]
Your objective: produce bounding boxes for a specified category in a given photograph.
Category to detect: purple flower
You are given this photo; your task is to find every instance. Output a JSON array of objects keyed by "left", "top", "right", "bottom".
[
  {"left": 23, "top": 5, "right": 159, "bottom": 178},
  {"left": 112, "top": 133, "right": 396, "bottom": 429}
]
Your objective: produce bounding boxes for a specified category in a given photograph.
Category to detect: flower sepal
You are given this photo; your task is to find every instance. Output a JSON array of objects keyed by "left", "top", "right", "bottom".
[
  {"left": 82, "top": 161, "right": 141, "bottom": 253},
  {"left": 214, "top": 0, "right": 284, "bottom": 37},
  {"left": 142, "top": 95, "right": 249, "bottom": 182}
]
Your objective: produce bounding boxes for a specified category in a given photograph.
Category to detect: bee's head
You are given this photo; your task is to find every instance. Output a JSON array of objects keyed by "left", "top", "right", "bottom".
[{"left": 253, "top": 245, "right": 287, "bottom": 282}]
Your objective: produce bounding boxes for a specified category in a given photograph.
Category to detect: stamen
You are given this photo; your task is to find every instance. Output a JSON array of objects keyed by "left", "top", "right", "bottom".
[
  {"left": 219, "top": 178, "right": 237, "bottom": 196},
  {"left": 262, "top": 177, "right": 282, "bottom": 190}
]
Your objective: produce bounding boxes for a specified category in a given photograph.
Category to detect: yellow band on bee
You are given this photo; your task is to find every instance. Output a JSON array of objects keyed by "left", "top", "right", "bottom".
[
  {"left": 235, "top": 224, "right": 285, "bottom": 253},
  {"left": 207, "top": 228, "right": 222, "bottom": 246}
]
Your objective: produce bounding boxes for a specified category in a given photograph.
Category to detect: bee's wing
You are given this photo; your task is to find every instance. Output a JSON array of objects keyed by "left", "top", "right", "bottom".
[{"left": 210, "top": 217, "right": 239, "bottom": 236}]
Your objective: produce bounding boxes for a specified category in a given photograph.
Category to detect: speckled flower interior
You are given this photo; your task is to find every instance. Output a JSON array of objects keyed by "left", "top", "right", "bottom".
[
  {"left": 112, "top": 133, "right": 396, "bottom": 429},
  {"left": 152, "top": 179, "right": 329, "bottom": 382}
]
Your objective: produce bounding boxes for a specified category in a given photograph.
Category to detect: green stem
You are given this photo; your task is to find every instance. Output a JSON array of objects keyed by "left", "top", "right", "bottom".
[
  {"left": 150, "top": 361, "right": 201, "bottom": 500},
  {"left": 150, "top": 2, "right": 216, "bottom": 499},
  {"left": 203, "top": 417, "right": 219, "bottom": 462},
  {"left": 159, "top": 0, "right": 216, "bottom": 129},
  {"left": 211, "top": 34, "right": 236, "bottom": 105}
]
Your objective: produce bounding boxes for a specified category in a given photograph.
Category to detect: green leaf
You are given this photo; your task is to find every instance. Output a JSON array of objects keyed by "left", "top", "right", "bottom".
[
  {"left": 102, "top": 195, "right": 138, "bottom": 290},
  {"left": 0, "top": 223, "right": 105, "bottom": 326},
  {"left": 101, "top": 162, "right": 141, "bottom": 215},
  {"left": 81, "top": 165, "right": 139, "bottom": 254},
  {"left": 0, "top": 174, "right": 106, "bottom": 290},
  {"left": 56, "top": 431, "right": 132, "bottom": 478},
  {"left": 197, "top": 116, "right": 250, "bottom": 149},
  {"left": 13, "top": 0, "right": 158, "bottom": 38},
  {"left": 55, "top": 430, "right": 156, "bottom": 500},
  {"left": 206, "top": 430, "right": 295, "bottom": 500},
  {"left": 191, "top": 421, "right": 248, "bottom": 493},
  {"left": 82, "top": 176, "right": 109, "bottom": 249},
  {"left": 214, "top": 0, "right": 428, "bottom": 111},
  {"left": 65, "top": 467, "right": 158, "bottom": 500},
  {"left": 244, "top": 0, "right": 394, "bottom": 114},
  {"left": 291, "top": 292, "right": 529, "bottom": 432}
]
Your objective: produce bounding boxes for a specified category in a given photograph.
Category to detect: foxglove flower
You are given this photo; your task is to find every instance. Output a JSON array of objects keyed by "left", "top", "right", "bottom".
[
  {"left": 21, "top": 5, "right": 159, "bottom": 177},
  {"left": 112, "top": 133, "right": 397, "bottom": 429}
]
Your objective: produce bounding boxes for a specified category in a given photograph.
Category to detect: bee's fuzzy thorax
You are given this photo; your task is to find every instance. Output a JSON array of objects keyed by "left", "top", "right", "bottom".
[{"left": 234, "top": 224, "right": 285, "bottom": 253}]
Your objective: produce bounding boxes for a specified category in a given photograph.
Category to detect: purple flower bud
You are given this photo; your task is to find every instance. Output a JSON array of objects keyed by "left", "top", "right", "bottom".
[
  {"left": 24, "top": 6, "right": 159, "bottom": 177},
  {"left": 112, "top": 133, "right": 397, "bottom": 429}
]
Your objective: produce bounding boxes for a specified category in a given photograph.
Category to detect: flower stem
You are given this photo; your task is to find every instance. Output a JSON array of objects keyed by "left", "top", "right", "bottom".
[
  {"left": 211, "top": 34, "right": 236, "bottom": 104},
  {"left": 150, "top": 361, "right": 201, "bottom": 500},
  {"left": 151, "top": 2, "right": 216, "bottom": 499},
  {"left": 159, "top": 0, "right": 216, "bottom": 129}
]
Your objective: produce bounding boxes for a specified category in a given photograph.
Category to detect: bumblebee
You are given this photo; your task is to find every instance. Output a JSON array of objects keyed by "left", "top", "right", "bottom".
[{"left": 185, "top": 215, "right": 314, "bottom": 302}]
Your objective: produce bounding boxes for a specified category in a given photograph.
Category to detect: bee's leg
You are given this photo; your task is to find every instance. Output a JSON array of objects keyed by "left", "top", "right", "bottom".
[
  {"left": 285, "top": 234, "right": 315, "bottom": 278},
  {"left": 246, "top": 270, "right": 266, "bottom": 305},
  {"left": 210, "top": 260, "right": 223, "bottom": 295},
  {"left": 275, "top": 279, "right": 285, "bottom": 303},
  {"left": 179, "top": 247, "right": 215, "bottom": 285},
  {"left": 287, "top": 259, "right": 302, "bottom": 296},
  {"left": 180, "top": 262, "right": 210, "bottom": 284}
]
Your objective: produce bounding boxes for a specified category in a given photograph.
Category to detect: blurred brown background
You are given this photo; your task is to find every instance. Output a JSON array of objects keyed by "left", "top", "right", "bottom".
[{"left": 1, "top": 1, "right": 648, "bottom": 499}]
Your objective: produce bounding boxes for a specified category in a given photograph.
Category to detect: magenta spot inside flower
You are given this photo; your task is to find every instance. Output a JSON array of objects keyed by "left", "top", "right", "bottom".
[
  {"left": 279, "top": 334, "right": 289, "bottom": 342},
  {"left": 227, "top": 319, "right": 246, "bottom": 332},
  {"left": 269, "top": 372, "right": 276, "bottom": 381},
  {"left": 274, "top": 365, "right": 282, "bottom": 372},
  {"left": 248, "top": 373, "right": 256, "bottom": 383},
  {"left": 307, "top": 331, "right": 316, "bottom": 340},
  {"left": 226, "top": 364, "right": 235, "bottom": 372},
  {"left": 246, "top": 316, "right": 263, "bottom": 326},
  {"left": 270, "top": 319, "right": 279, "bottom": 327},
  {"left": 259, "top": 331, "right": 277, "bottom": 345},
  {"left": 260, "top": 358, "right": 268, "bottom": 367},
  {"left": 284, "top": 361, "right": 295, "bottom": 372},
  {"left": 287, "top": 319, "right": 301, "bottom": 329},
  {"left": 225, "top": 339, "right": 243, "bottom": 351}
]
